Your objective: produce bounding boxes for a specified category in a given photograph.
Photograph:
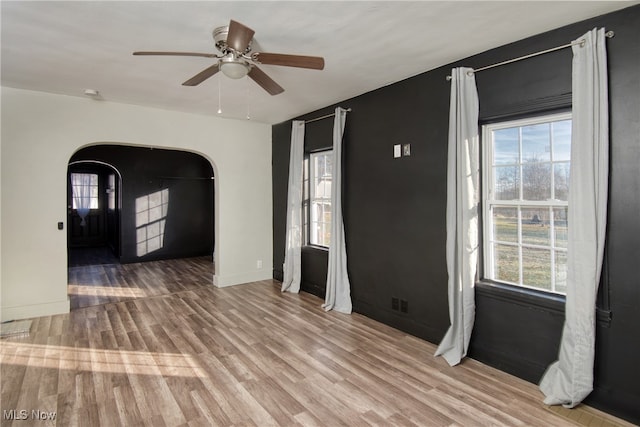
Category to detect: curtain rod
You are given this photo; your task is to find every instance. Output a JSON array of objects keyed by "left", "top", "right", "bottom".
[
  {"left": 304, "top": 108, "right": 352, "bottom": 124},
  {"left": 446, "top": 30, "right": 614, "bottom": 81}
]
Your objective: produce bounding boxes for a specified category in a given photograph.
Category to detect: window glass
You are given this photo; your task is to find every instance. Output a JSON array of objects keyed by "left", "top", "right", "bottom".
[
  {"left": 108, "top": 174, "right": 116, "bottom": 210},
  {"left": 492, "top": 207, "right": 518, "bottom": 243},
  {"left": 521, "top": 123, "right": 551, "bottom": 162},
  {"left": 522, "top": 162, "right": 551, "bottom": 200},
  {"left": 494, "top": 166, "right": 520, "bottom": 200},
  {"left": 308, "top": 150, "right": 333, "bottom": 247},
  {"left": 493, "top": 127, "right": 519, "bottom": 165},
  {"left": 554, "top": 163, "right": 570, "bottom": 201},
  {"left": 552, "top": 120, "right": 572, "bottom": 161},
  {"left": 70, "top": 173, "right": 99, "bottom": 210},
  {"left": 483, "top": 113, "right": 571, "bottom": 294}
]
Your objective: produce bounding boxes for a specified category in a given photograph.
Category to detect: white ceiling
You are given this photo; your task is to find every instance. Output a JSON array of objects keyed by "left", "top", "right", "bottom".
[{"left": 2, "top": 1, "right": 636, "bottom": 124}]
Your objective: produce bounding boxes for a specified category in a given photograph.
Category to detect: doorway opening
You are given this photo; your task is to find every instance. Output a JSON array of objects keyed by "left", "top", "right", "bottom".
[
  {"left": 67, "top": 144, "right": 216, "bottom": 310},
  {"left": 68, "top": 161, "right": 121, "bottom": 267}
]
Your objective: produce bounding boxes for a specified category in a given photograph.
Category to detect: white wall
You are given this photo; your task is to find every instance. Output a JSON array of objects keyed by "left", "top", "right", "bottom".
[{"left": 0, "top": 87, "right": 273, "bottom": 321}]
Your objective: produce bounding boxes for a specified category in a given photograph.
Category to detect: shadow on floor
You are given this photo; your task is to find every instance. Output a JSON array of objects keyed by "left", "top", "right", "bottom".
[{"left": 68, "top": 246, "right": 119, "bottom": 267}]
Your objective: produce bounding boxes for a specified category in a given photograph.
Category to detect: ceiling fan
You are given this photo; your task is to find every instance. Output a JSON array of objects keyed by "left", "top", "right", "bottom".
[{"left": 133, "top": 19, "right": 324, "bottom": 96}]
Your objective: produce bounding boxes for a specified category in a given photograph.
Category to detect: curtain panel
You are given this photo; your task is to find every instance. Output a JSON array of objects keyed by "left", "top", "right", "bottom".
[
  {"left": 434, "top": 67, "right": 480, "bottom": 366},
  {"left": 322, "top": 107, "right": 352, "bottom": 313},
  {"left": 70, "top": 173, "right": 94, "bottom": 227},
  {"left": 282, "top": 120, "right": 305, "bottom": 293},
  {"left": 539, "top": 28, "right": 609, "bottom": 407}
]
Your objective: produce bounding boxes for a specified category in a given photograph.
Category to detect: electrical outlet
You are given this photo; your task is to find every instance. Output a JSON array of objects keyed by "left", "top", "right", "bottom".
[
  {"left": 400, "top": 300, "right": 409, "bottom": 313},
  {"left": 256, "top": 260, "right": 263, "bottom": 269},
  {"left": 391, "top": 297, "right": 399, "bottom": 311},
  {"left": 403, "top": 143, "right": 411, "bottom": 156}
]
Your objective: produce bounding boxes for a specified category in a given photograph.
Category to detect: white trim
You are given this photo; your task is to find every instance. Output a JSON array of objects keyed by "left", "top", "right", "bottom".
[
  {"left": 1, "top": 299, "right": 70, "bottom": 322},
  {"left": 213, "top": 271, "right": 272, "bottom": 288},
  {"left": 482, "top": 112, "right": 572, "bottom": 294}
]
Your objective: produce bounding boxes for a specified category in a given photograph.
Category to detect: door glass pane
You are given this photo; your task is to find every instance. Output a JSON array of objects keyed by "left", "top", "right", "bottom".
[
  {"left": 70, "top": 172, "right": 99, "bottom": 209},
  {"left": 108, "top": 174, "right": 115, "bottom": 210}
]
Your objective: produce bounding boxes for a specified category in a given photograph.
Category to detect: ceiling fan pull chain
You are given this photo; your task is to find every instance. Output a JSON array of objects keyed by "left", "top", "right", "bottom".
[
  {"left": 246, "top": 77, "right": 251, "bottom": 120},
  {"left": 217, "top": 78, "right": 222, "bottom": 115}
]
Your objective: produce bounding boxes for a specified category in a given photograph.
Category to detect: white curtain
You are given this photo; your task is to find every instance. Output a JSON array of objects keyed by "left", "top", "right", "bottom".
[
  {"left": 434, "top": 67, "right": 480, "bottom": 366},
  {"left": 539, "top": 28, "right": 609, "bottom": 407},
  {"left": 71, "top": 173, "right": 93, "bottom": 227},
  {"left": 282, "top": 120, "right": 305, "bottom": 293},
  {"left": 323, "top": 107, "right": 352, "bottom": 313}
]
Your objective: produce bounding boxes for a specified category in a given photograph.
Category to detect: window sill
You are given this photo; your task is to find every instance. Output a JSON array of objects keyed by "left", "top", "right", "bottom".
[
  {"left": 302, "top": 245, "right": 329, "bottom": 252},
  {"left": 476, "top": 280, "right": 612, "bottom": 327},
  {"left": 476, "top": 280, "right": 565, "bottom": 314}
]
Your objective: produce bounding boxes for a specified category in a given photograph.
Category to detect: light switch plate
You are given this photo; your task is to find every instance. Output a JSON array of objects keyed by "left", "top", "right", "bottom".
[{"left": 393, "top": 144, "right": 401, "bottom": 158}]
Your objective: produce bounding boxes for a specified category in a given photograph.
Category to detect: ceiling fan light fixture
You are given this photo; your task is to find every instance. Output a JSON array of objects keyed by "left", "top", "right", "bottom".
[
  {"left": 134, "top": 19, "right": 324, "bottom": 95},
  {"left": 220, "top": 58, "right": 250, "bottom": 79}
]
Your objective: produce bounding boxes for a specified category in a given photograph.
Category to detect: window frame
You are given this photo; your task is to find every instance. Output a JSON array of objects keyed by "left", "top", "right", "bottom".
[
  {"left": 70, "top": 172, "right": 100, "bottom": 210},
  {"left": 305, "top": 149, "right": 333, "bottom": 248},
  {"left": 481, "top": 111, "right": 572, "bottom": 295}
]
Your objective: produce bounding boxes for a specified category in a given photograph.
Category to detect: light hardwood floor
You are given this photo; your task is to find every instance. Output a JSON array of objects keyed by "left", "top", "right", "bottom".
[
  {"left": 68, "top": 256, "right": 214, "bottom": 310},
  {"left": 0, "top": 258, "right": 629, "bottom": 426}
]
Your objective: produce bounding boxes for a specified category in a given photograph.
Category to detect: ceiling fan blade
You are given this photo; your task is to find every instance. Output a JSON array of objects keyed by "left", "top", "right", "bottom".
[
  {"left": 248, "top": 66, "right": 284, "bottom": 96},
  {"left": 133, "top": 51, "right": 217, "bottom": 58},
  {"left": 182, "top": 64, "right": 220, "bottom": 86},
  {"left": 254, "top": 53, "right": 324, "bottom": 70},
  {"left": 227, "top": 20, "right": 255, "bottom": 52}
]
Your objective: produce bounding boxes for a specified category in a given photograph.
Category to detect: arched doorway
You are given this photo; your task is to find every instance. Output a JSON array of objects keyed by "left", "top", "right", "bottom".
[{"left": 67, "top": 144, "right": 216, "bottom": 309}]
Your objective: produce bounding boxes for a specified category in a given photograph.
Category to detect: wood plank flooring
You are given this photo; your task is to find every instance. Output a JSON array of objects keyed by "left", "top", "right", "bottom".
[
  {"left": 68, "top": 256, "right": 214, "bottom": 310},
  {"left": 68, "top": 247, "right": 120, "bottom": 268},
  {"left": 1, "top": 258, "right": 632, "bottom": 426}
]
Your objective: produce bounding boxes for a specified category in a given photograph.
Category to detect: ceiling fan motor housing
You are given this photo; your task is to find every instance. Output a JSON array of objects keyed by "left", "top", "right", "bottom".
[{"left": 213, "top": 25, "right": 252, "bottom": 55}]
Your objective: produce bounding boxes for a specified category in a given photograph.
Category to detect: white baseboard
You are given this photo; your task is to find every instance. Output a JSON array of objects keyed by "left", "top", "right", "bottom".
[
  {"left": 213, "top": 270, "right": 272, "bottom": 288},
  {"left": 1, "top": 298, "right": 70, "bottom": 322}
]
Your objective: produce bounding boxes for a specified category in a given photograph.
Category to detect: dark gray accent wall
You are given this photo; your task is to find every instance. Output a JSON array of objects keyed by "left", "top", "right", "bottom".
[
  {"left": 71, "top": 144, "right": 214, "bottom": 264},
  {"left": 272, "top": 6, "right": 640, "bottom": 424}
]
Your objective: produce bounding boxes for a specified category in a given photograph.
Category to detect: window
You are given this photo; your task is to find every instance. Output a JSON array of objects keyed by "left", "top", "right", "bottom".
[
  {"left": 482, "top": 113, "right": 571, "bottom": 294},
  {"left": 107, "top": 173, "right": 116, "bottom": 210},
  {"left": 305, "top": 150, "right": 333, "bottom": 247},
  {"left": 70, "top": 173, "right": 99, "bottom": 210}
]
